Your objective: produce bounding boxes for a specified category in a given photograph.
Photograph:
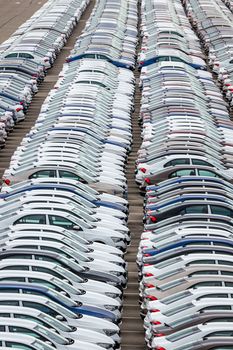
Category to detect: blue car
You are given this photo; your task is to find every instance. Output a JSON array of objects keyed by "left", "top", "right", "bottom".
[
  {"left": 146, "top": 194, "right": 228, "bottom": 211},
  {"left": 66, "top": 53, "right": 133, "bottom": 70},
  {"left": 138, "top": 55, "right": 206, "bottom": 70},
  {"left": 143, "top": 237, "right": 233, "bottom": 257},
  {"left": 0, "top": 283, "right": 117, "bottom": 322}
]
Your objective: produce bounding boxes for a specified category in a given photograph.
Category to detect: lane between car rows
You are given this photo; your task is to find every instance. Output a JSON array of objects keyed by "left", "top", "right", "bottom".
[
  {"left": 120, "top": 16, "right": 146, "bottom": 348},
  {"left": 0, "top": 0, "right": 96, "bottom": 177}
]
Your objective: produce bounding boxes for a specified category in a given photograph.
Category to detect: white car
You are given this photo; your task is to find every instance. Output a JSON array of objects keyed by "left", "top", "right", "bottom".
[
  {"left": 0, "top": 269, "right": 122, "bottom": 316},
  {"left": 151, "top": 323, "right": 233, "bottom": 349},
  {"left": 0, "top": 292, "right": 121, "bottom": 336},
  {"left": 0, "top": 305, "right": 117, "bottom": 348},
  {"left": 0, "top": 319, "right": 109, "bottom": 350},
  {"left": 0, "top": 258, "right": 122, "bottom": 299}
]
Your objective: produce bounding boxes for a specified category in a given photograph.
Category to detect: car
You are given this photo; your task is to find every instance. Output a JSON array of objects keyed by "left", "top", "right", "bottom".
[
  {"left": 0, "top": 292, "right": 120, "bottom": 336},
  {"left": 0, "top": 318, "right": 108, "bottom": 350},
  {"left": 0, "top": 257, "right": 122, "bottom": 299},
  {"left": 11, "top": 209, "right": 127, "bottom": 248},
  {"left": 0, "top": 249, "right": 122, "bottom": 286},
  {"left": 0, "top": 305, "right": 118, "bottom": 347},
  {"left": 0, "top": 283, "right": 117, "bottom": 322},
  {"left": 151, "top": 323, "right": 233, "bottom": 349}
]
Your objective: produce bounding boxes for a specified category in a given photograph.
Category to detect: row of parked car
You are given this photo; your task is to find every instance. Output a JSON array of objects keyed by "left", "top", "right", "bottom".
[
  {"left": 183, "top": 0, "right": 233, "bottom": 105},
  {"left": 136, "top": 0, "right": 233, "bottom": 349},
  {"left": 0, "top": 0, "right": 89, "bottom": 146},
  {"left": 66, "top": 0, "right": 138, "bottom": 69},
  {"left": 0, "top": 0, "right": 139, "bottom": 349}
]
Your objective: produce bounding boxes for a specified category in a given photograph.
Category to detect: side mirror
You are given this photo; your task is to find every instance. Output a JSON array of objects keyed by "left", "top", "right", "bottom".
[{"left": 72, "top": 225, "right": 80, "bottom": 231}]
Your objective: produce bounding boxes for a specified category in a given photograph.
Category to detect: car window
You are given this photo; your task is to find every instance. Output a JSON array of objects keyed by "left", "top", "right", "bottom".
[
  {"left": 171, "top": 56, "right": 183, "bottom": 62},
  {"left": 14, "top": 215, "right": 46, "bottom": 225},
  {"left": 0, "top": 313, "right": 10, "bottom": 317},
  {"left": 193, "top": 281, "right": 223, "bottom": 287},
  {"left": 2, "top": 266, "right": 29, "bottom": 271},
  {"left": 29, "top": 170, "right": 56, "bottom": 179},
  {"left": 18, "top": 53, "right": 34, "bottom": 59},
  {"left": 0, "top": 277, "right": 25, "bottom": 282},
  {"left": 209, "top": 331, "right": 233, "bottom": 337},
  {"left": 48, "top": 215, "right": 75, "bottom": 229},
  {"left": 210, "top": 205, "right": 233, "bottom": 217},
  {"left": 218, "top": 260, "right": 233, "bottom": 266},
  {"left": 197, "top": 293, "right": 229, "bottom": 300},
  {"left": 22, "top": 301, "right": 58, "bottom": 318},
  {"left": 192, "top": 159, "right": 212, "bottom": 166},
  {"left": 58, "top": 170, "right": 86, "bottom": 183},
  {"left": 28, "top": 278, "right": 57, "bottom": 290},
  {"left": 169, "top": 169, "right": 196, "bottom": 178},
  {"left": 14, "top": 314, "right": 45, "bottom": 326},
  {"left": 190, "top": 271, "right": 219, "bottom": 276},
  {"left": 31, "top": 266, "right": 61, "bottom": 278},
  {"left": 9, "top": 326, "right": 48, "bottom": 342},
  {"left": 197, "top": 169, "right": 218, "bottom": 177},
  {"left": 0, "top": 288, "right": 20, "bottom": 293},
  {"left": 0, "top": 301, "right": 19, "bottom": 306},
  {"left": 210, "top": 347, "right": 233, "bottom": 350},
  {"left": 207, "top": 317, "right": 233, "bottom": 323},
  {"left": 187, "top": 260, "right": 215, "bottom": 265},
  {"left": 225, "top": 282, "right": 233, "bottom": 287},
  {"left": 183, "top": 205, "right": 208, "bottom": 214},
  {"left": 5, "top": 53, "right": 18, "bottom": 58},
  {"left": 5, "top": 342, "right": 33, "bottom": 350},
  {"left": 164, "top": 159, "right": 190, "bottom": 167},
  {"left": 201, "top": 305, "right": 232, "bottom": 311}
]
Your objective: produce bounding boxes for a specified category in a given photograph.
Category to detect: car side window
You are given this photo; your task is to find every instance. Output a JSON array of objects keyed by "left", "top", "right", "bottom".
[
  {"left": 198, "top": 169, "right": 218, "bottom": 177},
  {"left": 192, "top": 159, "right": 212, "bottom": 166},
  {"left": 14, "top": 215, "right": 46, "bottom": 225},
  {"left": 58, "top": 170, "right": 82, "bottom": 182},
  {"left": 0, "top": 301, "right": 19, "bottom": 306},
  {"left": 209, "top": 331, "right": 233, "bottom": 337},
  {"left": 22, "top": 301, "right": 58, "bottom": 317},
  {"left": 5, "top": 342, "right": 33, "bottom": 350},
  {"left": 5, "top": 53, "right": 18, "bottom": 58},
  {"left": 29, "top": 170, "right": 56, "bottom": 179},
  {"left": 9, "top": 326, "right": 41, "bottom": 339},
  {"left": 2, "top": 266, "right": 29, "bottom": 271},
  {"left": 193, "top": 281, "right": 223, "bottom": 288},
  {"left": 201, "top": 305, "right": 232, "bottom": 311},
  {"left": 171, "top": 56, "right": 182, "bottom": 62},
  {"left": 49, "top": 215, "right": 74, "bottom": 229},
  {"left": 19, "top": 53, "right": 34, "bottom": 59},
  {"left": 0, "top": 277, "right": 25, "bottom": 282},
  {"left": 169, "top": 169, "right": 196, "bottom": 178},
  {"left": 164, "top": 159, "right": 190, "bottom": 167},
  {"left": 210, "top": 205, "right": 233, "bottom": 218},
  {"left": 31, "top": 266, "right": 61, "bottom": 278},
  {"left": 183, "top": 205, "right": 208, "bottom": 214}
]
